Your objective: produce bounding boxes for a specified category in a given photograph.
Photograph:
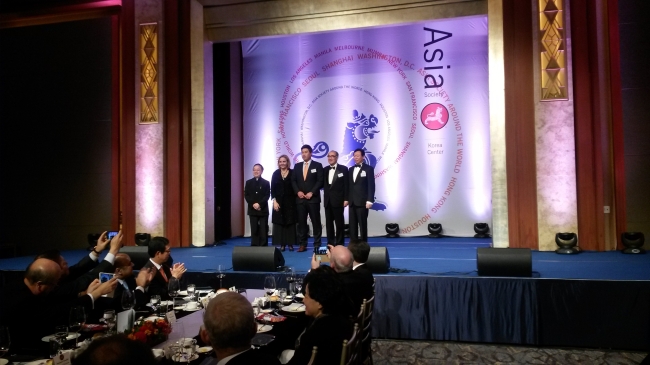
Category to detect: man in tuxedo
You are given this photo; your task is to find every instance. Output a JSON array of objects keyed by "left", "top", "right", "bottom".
[
  {"left": 142, "top": 237, "right": 186, "bottom": 300},
  {"left": 291, "top": 144, "right": 324, "bottom": 251},
  {"left": 244, "top": 163, "right": 271, "bottom": 246},
  {"left": 348, "top": 239, "right": 374, "bottom": 291},
  {"left": 323, "top": 150, "right": 348, "bottom": 246},
  {"left": 201, "top": 291, "right": 281, "bottom": 365},
  {"left": 348, "top": 148, "right": 375, "bottom": 242}
]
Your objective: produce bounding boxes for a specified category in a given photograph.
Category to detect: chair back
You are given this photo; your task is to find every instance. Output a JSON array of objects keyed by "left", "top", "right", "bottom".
[
  {"left": 340, "top": 323, "right": 360, "bottom": 365},
  {"left": 307, "top": 346, "right": 318, "bottom": 365},
  {"left": 360, "top": 296, "right": 375, "bottom": 364}
]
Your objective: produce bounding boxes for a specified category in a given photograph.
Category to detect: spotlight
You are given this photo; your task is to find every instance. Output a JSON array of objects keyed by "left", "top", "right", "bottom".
[
  {"left": 555, "top": 232, "right": 579, "bottom": 254},
  {"left": 135, "top": 233, "right": 152, "bottom": 246},
  {"left": 428, "top": 223, "right": 443, "bottom": 238},
  {"left": 385, "top": 223, "right": 400, "bottom": 238},
  {"left": 474, "top": 223, "right": 490, "bottom": 238},
  {"left": 621, "top": 232, "right": 645, "bottom": 254}
]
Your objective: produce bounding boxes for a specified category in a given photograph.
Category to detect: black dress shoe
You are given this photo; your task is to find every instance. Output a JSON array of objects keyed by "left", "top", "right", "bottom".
[{"left": 297, "top": 246, "right": 307, "bottom": 252}]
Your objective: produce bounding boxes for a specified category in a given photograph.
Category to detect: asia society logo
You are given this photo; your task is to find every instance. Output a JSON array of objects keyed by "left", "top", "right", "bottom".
[{"left": 420, "top": 103, "right": 449, "bottom": 130}]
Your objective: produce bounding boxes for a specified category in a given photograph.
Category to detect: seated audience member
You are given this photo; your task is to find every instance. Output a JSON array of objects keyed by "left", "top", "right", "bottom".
[
  {"left": 287, "top": 266, "right": 354, "bottom": 365},
  {"left": 0, "top": 259, "right": 117, "bottom": 354},
  {"left": 142, "top": 236, "right": 187, "bottom": 300},
  {"left": 311, "top": 245, "right": 373, "bottom": 315},
  {"left": 201, "top": 291, "right": 281, "bottom": 365},
  {"left": 97, "top": 253, "right": 153, "bottom": 313},
  {"left": 72, "top": 334, "right": 156, "bottom": 365},
  {"left": 347, "top": 239, "right": 374, "bottom": 289},
  {"left": 37, "top": 230, "right": 123, "bottom": 301}
]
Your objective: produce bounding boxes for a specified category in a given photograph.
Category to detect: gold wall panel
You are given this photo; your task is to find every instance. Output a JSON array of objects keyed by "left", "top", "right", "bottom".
[
  {"left": 539, "top": 0, "right": 566, "bottom": 100},
  {"left": 140, "top": 23, "right": 159, "bottom": 123}
]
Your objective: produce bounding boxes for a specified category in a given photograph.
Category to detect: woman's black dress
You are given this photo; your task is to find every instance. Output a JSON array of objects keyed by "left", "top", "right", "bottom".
[{"left": 271, "top": 168, "right": 298, "bottom": 246}]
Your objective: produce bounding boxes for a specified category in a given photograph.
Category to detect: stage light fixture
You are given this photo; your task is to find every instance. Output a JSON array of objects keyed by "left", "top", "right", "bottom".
[
  {"left": 135, "top": 233, "right": 152, "bottom": 246},
  {"left": 385, "top": 223, "right": 400, "bottom": 238},
  {"left": 555, "top": 232, "right": 579, "bottom": 254},
  {"left": 428, "top": 223, "right": 443, "bottom": 238},
  {"left": 621, "top": 232, "right": 645, "bottom": 254},
  {"left": 473, "top": 223, "right": 490, "bottom": 238}
]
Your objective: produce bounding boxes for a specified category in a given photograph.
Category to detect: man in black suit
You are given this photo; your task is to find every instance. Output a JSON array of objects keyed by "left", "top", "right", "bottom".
[
  {"left": 323, "top": 150, "right": 349, "bottom": 246},
  {"left": 291, "top": 144, "right": 324, "bottom": 251},
  {"left": 142, "top": 236, "right": 186, "bottom": 300},
  {"left": 348, "top": 148, "right": 375, "bottom": 242},
  {"left": 102, "top": 253, "right": 153, "bottom": 313},
  {"left": 201, "top": 291, "right": 281, "bottom": 365},
  {"left": 348, "top": 239, "right": 374, "bottom": 292},
  {"left": 244, "top": 163, "right": 271, "bottom": 246}
]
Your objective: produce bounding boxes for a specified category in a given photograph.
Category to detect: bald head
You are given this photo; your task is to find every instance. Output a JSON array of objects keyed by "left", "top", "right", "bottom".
[
  {"left": 25, "top": 258, "right": 62, "bottom": 295},
  {"left": 329, "top": 246, "right": 353, "bottom": 273},
  {"left": 202, "top": 292, "right": 256, "bottom": 351}
]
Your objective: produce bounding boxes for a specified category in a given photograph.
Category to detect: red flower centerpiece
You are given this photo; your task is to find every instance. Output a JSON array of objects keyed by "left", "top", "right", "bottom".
[{"left": 126, "top": 318, "right": 172, "bottom": 346}]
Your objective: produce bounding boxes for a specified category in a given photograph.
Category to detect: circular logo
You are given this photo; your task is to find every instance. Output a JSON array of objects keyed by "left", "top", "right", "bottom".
[{"left": 420, "top": 103, "right": 449, "bottom": 130}]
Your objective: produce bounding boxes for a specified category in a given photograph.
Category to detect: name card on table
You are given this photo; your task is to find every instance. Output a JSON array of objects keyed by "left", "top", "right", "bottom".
[
  {"left": 53, "top": 350, "right": 71, "bottom": 365},
  {"left": 117, "top": 309, "right": 135, "bottom": 333},
  {"left": 166, "top": 310, "right": 176, "bottom": 323}
]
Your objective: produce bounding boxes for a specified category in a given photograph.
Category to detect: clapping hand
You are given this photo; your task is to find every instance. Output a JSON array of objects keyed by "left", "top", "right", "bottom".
[
  {"left": 171, "top": 263, "right": 187, "bottom": 279},
  {"left": 136, "top": 267, "right": 154, "bottom": 288}
]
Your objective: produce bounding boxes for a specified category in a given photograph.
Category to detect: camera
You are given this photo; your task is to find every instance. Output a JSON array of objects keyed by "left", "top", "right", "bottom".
[
  {"left": 99, "top": 272, "right": 115, "bottom": 283},
  {"left": 107, "top": 231, "right": 119, "bottom": 240}
]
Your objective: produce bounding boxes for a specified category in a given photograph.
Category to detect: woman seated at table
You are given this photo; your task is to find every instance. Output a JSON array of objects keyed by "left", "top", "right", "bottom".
[{"left": 286, "top": 266, "right": 354, "bottom": 365}]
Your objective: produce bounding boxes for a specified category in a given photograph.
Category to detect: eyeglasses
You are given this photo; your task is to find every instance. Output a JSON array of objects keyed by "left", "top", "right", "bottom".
[{"left": 164, "top": 249, "right": 171, "bottom": 253}]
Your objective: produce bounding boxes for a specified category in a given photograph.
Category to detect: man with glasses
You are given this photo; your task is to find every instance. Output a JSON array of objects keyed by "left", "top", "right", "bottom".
[{"left": 142, "top": 237, "right": 187, "bottom": 300}]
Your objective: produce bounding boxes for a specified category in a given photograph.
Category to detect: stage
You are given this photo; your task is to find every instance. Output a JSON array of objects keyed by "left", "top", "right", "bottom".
[{"left": 1, "top": 237, "right": 649, "bottom": 351}]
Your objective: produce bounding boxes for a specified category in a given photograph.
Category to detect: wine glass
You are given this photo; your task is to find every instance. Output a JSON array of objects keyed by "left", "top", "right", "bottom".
[
  {"left": 286, "top": 267, "right": 295, "bottom": 297},
  {"left": 294, "top": 276, "right": 303, "bottom": 296},
  {"left": 216, "top": 265, "right": 226, "bottom": 288},
  {"left": 168, "top": 277, "right": 180, "bottom": 305},
  {"left": 103, "top": 310, "right": 116, "bottom": 335},
  {"left": 68, "top": 306, "right": 85, "bottom": 348},
  {"left": 121, "top": 289, "right": 135, "bottom": 310},
  {"left": 54, "top": 325, "right": 68, "bottom": 353},
  {"left": 263, "top": 275, "right": 276, "bottom": 306},
  {"left": 186, "top": 285, "right": 196, "bottom": 302},
  {"left": 0, "top": 326, "right": 9, "bottom": 358}
]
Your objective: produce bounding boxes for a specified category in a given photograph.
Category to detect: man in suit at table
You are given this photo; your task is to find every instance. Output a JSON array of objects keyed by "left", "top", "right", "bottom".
[
  {"left": 201, "top": 291, "right": 281, "bottom": 365},
  {"left": 141, "top": 236, "right": 186, "bottom": 300},
  {"left": 291, "top": 144, "right": 324, "bottom": 252},
  {"left": 244, "top": 163, "right": 271, "bottom": 246},
  {"left": 323, "top": 150, "right": 349, "bottom": 246},
  {"left": 348, "top": 148, "right": 375, "bottom": 242},
  {"left": 99, "top": 253, "right": 154, "bottom": 313}
]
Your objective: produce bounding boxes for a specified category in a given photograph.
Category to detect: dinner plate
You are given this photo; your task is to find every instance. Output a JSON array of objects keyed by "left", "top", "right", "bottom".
[
  {"left": 41, "top": 332, "right": 80, "bottom": 342},
  {"left": 0, "top": 359, "right": 9, "bottom": 365},
  {"left": 146, "top": 300, "right": 174, "bottom": 307},
  {"left": 281, "top": 303, "right": 306, "bottom": 312},
  {"left": 174, "top": 305, "right": 201, "bottom": 311},
  {"left": 257, "top": 324, "right": 273, "bottom": 333},
  {"left": 295, "top": 293, "right": 304, "bottom": 298},
  {"left": 197, "top": 346, "right": 213, "bottom": 354},
  {"left": 23, "top": 360, "right": 50, "bottom": 365},
  {"left": 144, "top": 316, "right": 165, "bottom": 321}
]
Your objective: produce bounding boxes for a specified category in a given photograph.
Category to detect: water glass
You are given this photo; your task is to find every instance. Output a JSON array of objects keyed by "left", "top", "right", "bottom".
[
  {"left": 68, "top": 306, "right": 85, "bottom": 347},
  {"left": 187, "top": 284, "right": 196, "bottom": 301},
  {"left": 216, "top": 265, "right": 226, "bottom": 288},
  {"left": 181, "top": 338, "right": 196, "bottom": 363},
  {"left": 122, "top": 289, "right": 135, "bottom": 310},
  {"left": 278, "top": 288, "right": 287, "bottom": 303}
]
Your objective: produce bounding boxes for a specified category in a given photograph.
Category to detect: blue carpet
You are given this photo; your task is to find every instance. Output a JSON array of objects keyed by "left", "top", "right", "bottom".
[{"left": 2, "top": 237, "right": 650, "bottom": 280}]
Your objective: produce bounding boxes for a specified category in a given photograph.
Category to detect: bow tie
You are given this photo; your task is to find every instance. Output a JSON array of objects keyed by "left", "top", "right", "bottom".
[
  {"left": 355, "top": 164, "right": 362, "bottom": 168},
  {"left": 330, "top": 166, "right": 336, "bottom": 170}
]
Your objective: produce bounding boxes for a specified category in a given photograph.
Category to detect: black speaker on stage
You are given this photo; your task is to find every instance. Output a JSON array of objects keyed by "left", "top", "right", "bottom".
[
  {"left": 366, "top": 247, "right": 390, "bottom": 274},
  {"left": 232, "top": 246, "right": 285, "bottom": 272},
  {"left": 119, "top": 246, "right": 150, "bottom": 270},
  {"left": 477, "top": 248, "right": 532, "bottom": 277}
]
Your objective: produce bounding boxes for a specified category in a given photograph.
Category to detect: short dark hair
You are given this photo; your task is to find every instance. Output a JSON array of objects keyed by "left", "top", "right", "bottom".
[
  {"left": 253, "top": 163, "right": 264, "bottom": 172},
  {"left": 203, "top": 292, "right": 256, "bottom": 350},
  {"left": 353, "top": 148, "right": 365, "bottom": 157},
  {"left": 35, "top": 249, "right": 62, "bottom": 263},
  {"left": 348, "top": 240, "right": 370, "bottom": 263},
  {"left": 72, "top": 334, "right": 156, "bottom": 365},
  {"left": 148, "top": 236, "right": 169, "bottom": 258},
  {"left": 301, "top": 144, "right": 313, "bottom": 153},
  {"left": 303, "top": 266, "right": 351, "bottom": 316}
]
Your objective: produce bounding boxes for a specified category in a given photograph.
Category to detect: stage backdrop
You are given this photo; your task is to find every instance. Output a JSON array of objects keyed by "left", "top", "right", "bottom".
[{"left": 242, "top": 16, "right": 491, "bottom": 237}]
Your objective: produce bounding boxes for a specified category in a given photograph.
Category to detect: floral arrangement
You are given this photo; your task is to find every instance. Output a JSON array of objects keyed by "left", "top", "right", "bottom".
[{"left": 126, "top": 318, "right": 172, "bottom": 345}]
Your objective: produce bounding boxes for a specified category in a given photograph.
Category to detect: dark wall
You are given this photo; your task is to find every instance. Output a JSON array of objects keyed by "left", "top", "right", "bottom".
[
  {"left": 0, "top": 18, "right": 113, "bottom": 255},
  {"left": 619, "top": 0, "right": 650, "bottom": 241}
]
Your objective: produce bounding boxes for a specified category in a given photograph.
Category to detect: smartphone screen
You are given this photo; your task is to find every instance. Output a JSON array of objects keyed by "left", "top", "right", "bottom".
[
  {"left": 107, "top": 231, "right": 118, "bottom": 240},
  {"left": 313, "top": 246, "right": 329, "bottom": 262},
  {"left": 99, "top": 272, "right": 114, "bottom": 283}
]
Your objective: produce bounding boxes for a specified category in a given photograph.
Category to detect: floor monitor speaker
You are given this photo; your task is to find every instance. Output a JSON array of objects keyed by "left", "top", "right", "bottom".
[
  {"left": 477, "top": 248, "right": 532, "bottom": 277},
  {"left": 366, "top": 247, "right": 390, "bottom": 274},
  {"left": 232, "top": 246, "right": 285, "bottom": 272}
]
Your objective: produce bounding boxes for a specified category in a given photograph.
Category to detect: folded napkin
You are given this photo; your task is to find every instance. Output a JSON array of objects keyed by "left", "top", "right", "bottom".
[{"left": 282, "top": 303, "right": 305, "bottom": 312}]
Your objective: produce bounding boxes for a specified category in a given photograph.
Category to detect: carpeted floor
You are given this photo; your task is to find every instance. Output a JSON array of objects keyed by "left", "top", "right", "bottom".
[{"left": 370, "top": 339, "right": 647, "bottom": 364}]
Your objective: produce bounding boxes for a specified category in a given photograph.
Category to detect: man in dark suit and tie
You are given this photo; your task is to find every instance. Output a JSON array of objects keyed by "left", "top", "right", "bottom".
[
  {"left": 323, "top": 150, "right": 348, "bottom": 246},
  {"left": 244, "top": 163, "right": 271, "bottom": 246},
  {"left": 201, "top": 291, "right": 281, "bottom": 365},
  {"left": 348, "top": 148, "right": 375, "bottom": 242},
  {"left": 291, "top": 144, "right": 324, "bottom": 252},
  {"left": 142, "top": 237, "right": 186, "bottom": 300}
]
